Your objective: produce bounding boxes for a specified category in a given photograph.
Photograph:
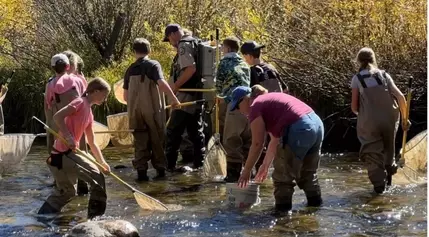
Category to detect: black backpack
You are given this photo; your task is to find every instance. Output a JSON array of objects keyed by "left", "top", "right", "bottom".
[{"left": 251, "top": 63, "right": 286, "bottom": 92}]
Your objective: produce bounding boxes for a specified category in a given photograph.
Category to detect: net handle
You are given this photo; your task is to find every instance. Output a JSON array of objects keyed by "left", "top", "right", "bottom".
[
  {"left": 215, "top": 28, "right": 220, "bottom": 134},
  {"left": 401, "top": 76, "right": 413, "bottom": 161},
  {"left": 32, "top": 116, "right": 169, "bottom": 210}
]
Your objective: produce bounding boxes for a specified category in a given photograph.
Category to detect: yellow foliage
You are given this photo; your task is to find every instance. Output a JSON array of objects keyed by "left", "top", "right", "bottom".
[{"left": 0, "top": 0, "right": 34, "bottom": 54}]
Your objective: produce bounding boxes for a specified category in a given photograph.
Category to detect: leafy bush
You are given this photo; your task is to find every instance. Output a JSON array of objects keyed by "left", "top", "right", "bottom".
[{"left": 0, "top": 0, "right": 425, "bottom": 150}]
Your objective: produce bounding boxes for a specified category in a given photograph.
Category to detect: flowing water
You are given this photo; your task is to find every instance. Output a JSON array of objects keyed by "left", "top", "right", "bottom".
[{"left": 0, "top": 142, "right": 426, "bottom": 236}]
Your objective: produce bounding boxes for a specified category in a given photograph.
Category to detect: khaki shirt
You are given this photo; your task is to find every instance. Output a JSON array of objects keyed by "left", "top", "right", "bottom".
[{"left": 171, "top": 37, "right": 199, "bottom": 114}]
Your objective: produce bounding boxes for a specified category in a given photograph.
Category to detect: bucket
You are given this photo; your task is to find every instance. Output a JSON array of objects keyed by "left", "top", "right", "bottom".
[{"left": 226, "top": 182, "right": 261, "bottom": 208}]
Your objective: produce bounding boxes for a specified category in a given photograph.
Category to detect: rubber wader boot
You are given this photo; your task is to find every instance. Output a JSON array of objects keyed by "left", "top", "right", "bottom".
[
  {"left": 38, "top": 202, "right": 59, "bottom": 215},
  {"left": 87, "top": 199, "right": 106, "bottom": 220},
  {"left": 154, "top": 169, "right": 166, "bottom": 179},
  {"left": 181, "top": 153, "right": 194, "bottom": 165},
  {"left": 386, "top": 164, "right": 398, "bottom": 187},
  {"left": 224, "top": 162, "right": 242, "bottom": 183},
  {"left": 305, "top": 191, "right": 323, "bottom": 207},
  {"left": 275, "top": 202, "right": 292, "bottom": 212},
  {"left": 77, "top": 179, "right": 89, "bottom": 196},
  {"left": 374, "top": 185, "right": 386, "bottom": 194},
  {"left": 136, "top": 170, "right": 149, "bottom": 182}
]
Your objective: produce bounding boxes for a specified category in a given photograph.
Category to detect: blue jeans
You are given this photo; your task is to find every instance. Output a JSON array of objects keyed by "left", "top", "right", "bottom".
[
  {"left": 272, "top": 112, "right": 324, "bottom": 205},
  {"left": 282, "top": 112, "right": 324, "bottom": 160}
]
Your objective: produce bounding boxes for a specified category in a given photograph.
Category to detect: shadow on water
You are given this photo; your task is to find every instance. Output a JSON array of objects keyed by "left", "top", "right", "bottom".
[{"left": 0, "top": 145, "right": 426, "bottom": 237}]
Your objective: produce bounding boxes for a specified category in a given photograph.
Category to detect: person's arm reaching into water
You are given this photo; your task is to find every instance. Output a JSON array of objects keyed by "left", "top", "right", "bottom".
[
  {"left": 254, "top": 133, "right": 280, "bottom": 183},
  {"left": 237, "top": 116, "right": 266, "bottom": 188}
]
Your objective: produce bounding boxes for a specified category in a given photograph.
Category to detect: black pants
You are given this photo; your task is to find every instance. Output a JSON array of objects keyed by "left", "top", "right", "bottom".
[{"left": 166, "top": 109, "right": 205, "bottom": 169}]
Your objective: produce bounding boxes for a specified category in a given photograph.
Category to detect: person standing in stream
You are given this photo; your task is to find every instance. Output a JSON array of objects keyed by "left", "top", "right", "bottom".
[
  {"left": 123, "top": 38, "right": 180, "bottom": 181},
  {"left": 38, "top": 78, "right": 111, "bottom": 219},
  {"left": 44, "top": 53, "right": 89, "bottom": 195},
  {"left": 215, "top": 36, "right": 251, "bottom": 182},
  {"left": 350, "top": 47, "right": 410, "bottom": 194},
  {"left": 163, "top": 23, "right": 206, "bottom": 172},
  {"left": 234, "top": 85, "right": 324, "bottom": 213}
]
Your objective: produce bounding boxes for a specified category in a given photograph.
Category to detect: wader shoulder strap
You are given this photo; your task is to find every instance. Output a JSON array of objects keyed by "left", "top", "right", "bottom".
[
  {"left": 373, "top": 72, "right": 384, "bottom": 86},
  {"left": 356, "top": 73, "right": 368, "bottom": 88},
  {"left": 139, "top": 59, "right": 153, "bottom": 82}
]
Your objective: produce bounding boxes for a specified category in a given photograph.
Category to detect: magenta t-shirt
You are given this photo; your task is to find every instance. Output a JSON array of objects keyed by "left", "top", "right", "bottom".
[{"left": 248, "top": 93, "right": 313, "bottom": 138}]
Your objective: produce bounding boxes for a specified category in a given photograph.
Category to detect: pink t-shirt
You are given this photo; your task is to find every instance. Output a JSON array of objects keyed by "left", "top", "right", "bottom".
[
  {"left": 45, "top": 74, "right": 86, "bottom": 109},
  {"left": 53, "top": 97, "right": 94, "bottom": 152},
  {"left": 248, "top": 93, "right": 313, "bottom": 138},
  {"left": 74, "top": 73, "right": 88, "bottom": 94}
]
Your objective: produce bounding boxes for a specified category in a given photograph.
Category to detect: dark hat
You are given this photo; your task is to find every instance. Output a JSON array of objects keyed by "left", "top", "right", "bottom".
[
  {"left": 240, "top": 40, "right": 266, "bottom": 54},
  {"left": 163, "top": 24, "right": 181, "bottom": 42}
]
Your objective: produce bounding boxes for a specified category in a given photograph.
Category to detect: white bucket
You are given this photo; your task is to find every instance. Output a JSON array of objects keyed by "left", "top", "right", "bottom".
[{"left": 226, "top": 182, "right": 261, "bottom": 208}]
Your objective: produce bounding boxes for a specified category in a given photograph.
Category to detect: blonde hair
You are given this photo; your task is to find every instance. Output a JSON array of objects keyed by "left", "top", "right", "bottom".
[
  {"left": 250, "top": 85, "right": 268, "bottom": 99},
  {"left": 85, "top": 77, "right": 111, "bottom": 95},
  {"left": 356, "top": 47, "right": 378, "bottom": 73},
  {"left": 63, "top": 50, "right": 78, "bottom": 70},
  {"left": 63, "top": 50, "right": 84, "bottom": 74}
]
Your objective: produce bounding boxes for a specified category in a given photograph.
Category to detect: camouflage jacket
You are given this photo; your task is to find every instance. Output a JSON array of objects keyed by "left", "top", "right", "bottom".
[{"left": 215, "top": 52, "right": 250, "bottom": 103}]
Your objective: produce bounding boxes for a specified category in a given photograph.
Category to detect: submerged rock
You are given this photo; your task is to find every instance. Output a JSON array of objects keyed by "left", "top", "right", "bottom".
[{"left": 65, "top": 220, "right": 139, "bottom": 237}]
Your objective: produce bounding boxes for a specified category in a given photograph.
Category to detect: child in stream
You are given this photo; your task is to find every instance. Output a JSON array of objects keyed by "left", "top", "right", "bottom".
[
  {"left": 38, "top": 78, "right": 111, "bottom": 219},
  {"left": 62, "top": 50, "right": 90, "bottom": 194},
  {"left": 45, "top": 53, "right": 89, "bottom": 195},
  {"left": 350, "top": 47, "right": 410, "bottom": 194}
]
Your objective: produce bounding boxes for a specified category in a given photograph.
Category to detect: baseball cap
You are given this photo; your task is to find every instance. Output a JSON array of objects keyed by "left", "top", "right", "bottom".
[
  {"left": 163, "top": 24, "right": 181, "bottom": 42},
  {"left": 51, "top": 53, "right": 70, "bottom": 66},
  {"left": 240, "top": 41, "right": 266, "bottom": 55},
  {"left": 229, "top": 86, "right": 252, "bottom": 111}
]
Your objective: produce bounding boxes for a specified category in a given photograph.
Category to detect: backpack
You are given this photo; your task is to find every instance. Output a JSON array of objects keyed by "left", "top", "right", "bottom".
[
  {"left": 250, "top": 63, "right": 284, "bottom": 92},
  {"left": 179, "top": 37, "right": 217, "bottom": 89}
]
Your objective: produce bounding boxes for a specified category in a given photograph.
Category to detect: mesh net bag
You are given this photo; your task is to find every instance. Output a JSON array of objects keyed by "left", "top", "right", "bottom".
[
  {"left": 402, "top": 130, "right": 427, "bottom": 173},
  {"left": 0, "top": 134, "right": 36, "bottom": 176},
  {"left": 114, "top": 79, "right": 126, "bottom": 105},
  {"left": 92, "top": 121, "right": 110, "bottom": 150},
  {"left": 107, "top": 112, "right": 133, "bottom": 148},
  {"left": 202, "top": 135, "right": 227, "bottom": 180},
  {"left": 393, "top": 130, "right": 427, "bottom": 185}
]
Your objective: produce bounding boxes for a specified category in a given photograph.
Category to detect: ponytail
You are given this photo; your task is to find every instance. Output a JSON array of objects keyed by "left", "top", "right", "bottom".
[{"left": 356, "top": 47, "right": 378, "bottom": 74}]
